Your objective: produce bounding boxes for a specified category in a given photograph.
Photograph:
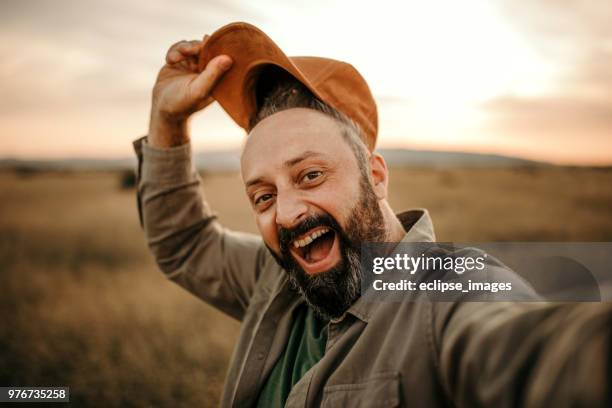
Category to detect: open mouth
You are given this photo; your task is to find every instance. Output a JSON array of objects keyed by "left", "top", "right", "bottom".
[{"left": 289, "top": 226, "right": 341, "bottom": 275}]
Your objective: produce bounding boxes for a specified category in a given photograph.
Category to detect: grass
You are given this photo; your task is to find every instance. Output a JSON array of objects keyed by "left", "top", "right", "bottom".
[{"left": 1, "top": 166, "right": 611, "bottom": 406}]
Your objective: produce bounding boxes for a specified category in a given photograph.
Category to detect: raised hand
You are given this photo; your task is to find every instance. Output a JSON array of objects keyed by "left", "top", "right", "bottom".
[{"left": 148, "top": 37, "right": 232, "bottom": 147}]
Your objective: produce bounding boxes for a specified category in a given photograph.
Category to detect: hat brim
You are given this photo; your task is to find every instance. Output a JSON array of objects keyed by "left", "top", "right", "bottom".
[{"left": 198, "top": 22, "right": 329, "bottom": 133}]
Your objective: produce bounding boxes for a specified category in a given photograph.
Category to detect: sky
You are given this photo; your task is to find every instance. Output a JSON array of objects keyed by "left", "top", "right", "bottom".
[{"left": 0, "top": 0, "right": 610, "bottom": 165}]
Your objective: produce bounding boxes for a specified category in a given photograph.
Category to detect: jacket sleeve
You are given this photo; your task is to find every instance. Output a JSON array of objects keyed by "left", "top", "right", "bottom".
[
  {"left": 132, "top": 135, "right": 271, "bottom": 321},
  {"left": 435, "top": 300, "right": 612, "bottom": 407}
]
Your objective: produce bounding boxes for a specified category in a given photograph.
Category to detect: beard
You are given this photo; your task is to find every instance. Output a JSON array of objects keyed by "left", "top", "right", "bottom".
[{"left": 266, "top": 175, "right": 386, "bottom": 321}]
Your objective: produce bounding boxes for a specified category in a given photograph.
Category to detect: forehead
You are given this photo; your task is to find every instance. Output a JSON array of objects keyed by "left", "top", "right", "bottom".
[{"left": 240, "top": 108, "right": 355, "bottom": 180}]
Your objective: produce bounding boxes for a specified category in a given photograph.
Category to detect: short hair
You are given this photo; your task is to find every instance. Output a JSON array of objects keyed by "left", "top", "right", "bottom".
[{"left": 249, "top": 66, "right": 370, "bottom": 179}]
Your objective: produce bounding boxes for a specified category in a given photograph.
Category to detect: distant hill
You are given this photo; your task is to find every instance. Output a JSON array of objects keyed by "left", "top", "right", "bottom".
[
  {"left": 0, "top": 157, "right": 137, "bottom": 172},
  {"left": 378, "top": 148, "right": 545, "bottom": 168},
  {"left": 0, "top": 148, "right": 548, "bottom": 172}
]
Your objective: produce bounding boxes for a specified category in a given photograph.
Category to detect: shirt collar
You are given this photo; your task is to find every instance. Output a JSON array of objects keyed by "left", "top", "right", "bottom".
[{"left": 338, "top": 208, "right": 436, "bottom": 324}]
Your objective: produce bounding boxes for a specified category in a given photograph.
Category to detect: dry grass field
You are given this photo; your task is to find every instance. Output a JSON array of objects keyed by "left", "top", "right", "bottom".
[{"left": 1, "top": 166, "right": 612, "bottom": 406}]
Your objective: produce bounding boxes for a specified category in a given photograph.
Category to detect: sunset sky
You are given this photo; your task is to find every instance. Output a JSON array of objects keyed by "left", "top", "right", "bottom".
[{"left": 1, "top": 0, "right": 610, "bottom": 164}]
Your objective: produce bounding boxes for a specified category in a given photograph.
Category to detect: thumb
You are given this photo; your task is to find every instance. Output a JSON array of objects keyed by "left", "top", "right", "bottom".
[{"left": 190, "top": 55, "right": 233, "bottom": 102}]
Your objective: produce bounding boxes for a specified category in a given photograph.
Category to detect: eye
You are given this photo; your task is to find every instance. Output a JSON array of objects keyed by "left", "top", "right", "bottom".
[
  {"left": 301, "top": 170, "right": 323, "bottom": 183},
  {"left": 254, "top": 193, "right": 274, "bottom": 206}
]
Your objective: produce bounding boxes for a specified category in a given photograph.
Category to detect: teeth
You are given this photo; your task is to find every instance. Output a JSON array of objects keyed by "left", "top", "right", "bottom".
[{"left": 292, "top": 228, "right": 330, "bottom": 248}]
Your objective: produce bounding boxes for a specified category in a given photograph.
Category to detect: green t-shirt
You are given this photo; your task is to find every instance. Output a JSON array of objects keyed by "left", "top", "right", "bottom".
[{"left": 256, "top": 303, "right": 328, "bottom": 407}]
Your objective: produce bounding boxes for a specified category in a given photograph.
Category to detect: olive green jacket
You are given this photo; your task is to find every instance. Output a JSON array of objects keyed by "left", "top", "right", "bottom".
[{"left": 133, "top": 136, "right": 612, "bottom": 408}]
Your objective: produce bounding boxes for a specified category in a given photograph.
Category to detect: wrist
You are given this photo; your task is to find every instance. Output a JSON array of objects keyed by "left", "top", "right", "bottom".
[{"left": 148, "top": 111, "right": 190, "bottom": 148}]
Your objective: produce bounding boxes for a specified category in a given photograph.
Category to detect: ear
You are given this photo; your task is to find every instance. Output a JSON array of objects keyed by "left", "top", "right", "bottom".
[{"left": 369, "top": 152, "right": 388, "bottom": 200}]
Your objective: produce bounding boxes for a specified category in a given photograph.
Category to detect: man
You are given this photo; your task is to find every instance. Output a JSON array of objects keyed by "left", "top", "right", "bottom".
[{"left": 134, "top": 22, "right": 612, "bottom": 407}]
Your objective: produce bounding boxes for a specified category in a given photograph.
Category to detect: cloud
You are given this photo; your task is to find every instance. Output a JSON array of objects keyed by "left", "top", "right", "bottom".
[
  {"left": 478, "top": 0, "right": 612, "bottom": 163},
  {"left": 0, "top": 0, "right": 262, "bottom": 114},
  {"left": 482, "top": 94, "right": 612, "bottom": 140},
  {"left": 0, "top": 0, "right": 609, "bottom": 163},
  {"left": 0, "top": 0, "right": 266, "bottom": 157}
]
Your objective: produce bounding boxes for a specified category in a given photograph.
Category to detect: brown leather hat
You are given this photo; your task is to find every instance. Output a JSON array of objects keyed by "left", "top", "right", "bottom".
[{"left": 197, "top": 22, "right": 378, "bottom": 151}]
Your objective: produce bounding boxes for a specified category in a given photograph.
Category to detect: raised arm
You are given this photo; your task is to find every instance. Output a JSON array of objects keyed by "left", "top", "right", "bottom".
[{"left": 133, "top": 38, "right": 273, "bottom": 321}]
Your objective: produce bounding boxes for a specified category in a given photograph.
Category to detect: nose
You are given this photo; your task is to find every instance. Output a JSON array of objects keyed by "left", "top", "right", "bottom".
[{"left": 275, "top": 190, "right": 308, "bottom": 229}]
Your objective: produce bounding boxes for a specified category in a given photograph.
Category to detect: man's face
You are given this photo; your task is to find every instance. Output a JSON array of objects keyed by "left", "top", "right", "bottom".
[{"left": 241, "top": 108, "right": 386, "bottom": 319}]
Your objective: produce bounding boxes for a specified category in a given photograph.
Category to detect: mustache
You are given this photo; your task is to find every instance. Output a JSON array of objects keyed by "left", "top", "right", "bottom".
[{"left": 278, "top": 213, "right": 341, "bottom": 254}]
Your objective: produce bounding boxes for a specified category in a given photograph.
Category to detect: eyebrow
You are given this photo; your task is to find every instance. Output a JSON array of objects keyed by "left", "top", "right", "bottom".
[
  {"left": 282, "top": 150, "right": 325, "bottom": 168},
  {"left": 245, "top": 176, "right": 265, "bottom": 189},
  {"left": 244, "top": 151, "right": 327, "bottom": 189}
]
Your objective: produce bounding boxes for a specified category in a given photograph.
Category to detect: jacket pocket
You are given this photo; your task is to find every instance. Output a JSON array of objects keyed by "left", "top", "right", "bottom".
[{"left": 321, "top": 371, "right": 400, "bottom": 408}]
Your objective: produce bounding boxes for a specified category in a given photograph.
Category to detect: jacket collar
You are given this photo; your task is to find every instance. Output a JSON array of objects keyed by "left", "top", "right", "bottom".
[
  {"left": 398, "top": 208, "right": 436, "bottom": 243},
  {"left": 337, "top": 208, "right": 436, "bottom": 324}
]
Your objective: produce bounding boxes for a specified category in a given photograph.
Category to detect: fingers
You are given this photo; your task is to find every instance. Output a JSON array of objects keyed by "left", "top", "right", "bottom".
[
  {"left": 195, "top": 95, "right": 215, "bottom": 111},
  {"left": 189, "top": 55, "right": 233, "bottom": 102},
  {"left": 165, "top": 40, "right": 203, "bottom": 65}
]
